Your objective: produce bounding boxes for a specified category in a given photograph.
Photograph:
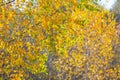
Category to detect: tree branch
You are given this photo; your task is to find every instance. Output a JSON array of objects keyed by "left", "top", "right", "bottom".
[{"left": 1, "top": 0, "right": 15, "bottom": 6}]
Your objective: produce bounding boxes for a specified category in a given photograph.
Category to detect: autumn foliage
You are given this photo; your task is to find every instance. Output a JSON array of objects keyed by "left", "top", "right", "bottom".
[{"left": 0, "top": 0, "right": 120, "bottom": 80}]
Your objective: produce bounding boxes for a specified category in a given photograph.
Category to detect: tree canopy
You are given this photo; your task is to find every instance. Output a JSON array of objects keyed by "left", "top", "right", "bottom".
[{"left": 0, "top": 0, "right": 120, "bottom": 80}]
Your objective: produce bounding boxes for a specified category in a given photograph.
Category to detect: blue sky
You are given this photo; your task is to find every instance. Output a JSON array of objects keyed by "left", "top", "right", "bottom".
[{"left": 98, "top": 0, "right": 117, "bottom": 10}]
